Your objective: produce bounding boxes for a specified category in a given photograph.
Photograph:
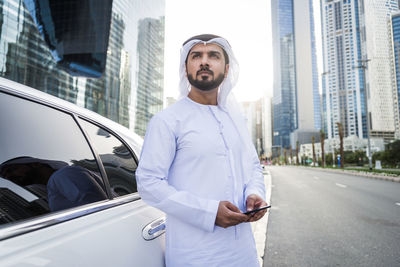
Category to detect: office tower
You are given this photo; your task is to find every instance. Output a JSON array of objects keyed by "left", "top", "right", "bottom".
[
  {"left": 241, "top": 101, "right": 257, "bottom": 148},
  {"left": 241, "top": 99, "right": 265, "bottom": 157},
  {"left": 362, "top": 0, "right": 398, "bottom": 141},
  {"left": 262, "top": 96, "right": 273, "bottom": 159},
  {"left": 391, "top": 11, "right": 400, "bottom": 138},
  {"left": 321, "top": 0, "right": 398, "bottom": 142},
  {"left": 134, "top": 17, "right": 165, "bottom": 137},
  {"left": 24, "top": 0, "right": 113, "bottom": 78},
  {"left": 0, "top": 0, "right": 165, "bottom": 133},
  {"left": 271, "top": 0, "right": 321, "bottom": 149}
]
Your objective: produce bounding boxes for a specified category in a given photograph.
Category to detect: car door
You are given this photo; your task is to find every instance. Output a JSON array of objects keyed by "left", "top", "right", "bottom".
[{"left": 0, "top": 90, "right": 165, "bottom": 266}]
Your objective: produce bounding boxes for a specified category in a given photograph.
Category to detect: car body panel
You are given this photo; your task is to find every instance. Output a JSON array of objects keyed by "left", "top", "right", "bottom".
[
  {"left": 0, "top": 77, "right": 165, "bottom": 266},
  {"left": 0, "top": 200, "right": 165, "bottom": 266}
]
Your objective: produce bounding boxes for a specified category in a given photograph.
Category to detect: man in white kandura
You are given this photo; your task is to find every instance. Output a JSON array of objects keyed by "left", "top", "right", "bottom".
[{"left": 136, "top": 34, "right": 268, "bottom": 267}]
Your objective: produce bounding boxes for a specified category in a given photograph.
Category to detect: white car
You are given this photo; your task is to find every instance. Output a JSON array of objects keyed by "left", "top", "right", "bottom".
[{"left": 0, "top": 77, "right": 165, "bottom": 266}]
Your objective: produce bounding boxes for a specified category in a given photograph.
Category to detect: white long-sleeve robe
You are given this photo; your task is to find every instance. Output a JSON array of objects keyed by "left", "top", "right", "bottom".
[{"left": 136, "top": 96, "right": 265, "bottom": 267}]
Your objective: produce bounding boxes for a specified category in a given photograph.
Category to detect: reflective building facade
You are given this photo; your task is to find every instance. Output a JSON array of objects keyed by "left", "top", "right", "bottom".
[
  {"left": 134, "top": 17, "right": 164, "bottom": 137},
  {"left": 0, "top": 0, "right": 165, "bottom": 134},
  {"left": 24, "top": 0, "right": 113, "bottom": 78},
  {"left": 271, "top": 0, "right": 297, "bottom": 148},
  {"left": 271, "top": 0, "right": 321, "bottom": 148}
]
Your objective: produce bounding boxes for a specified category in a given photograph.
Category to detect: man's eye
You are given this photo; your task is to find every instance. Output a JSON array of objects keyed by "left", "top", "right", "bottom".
[{"left": 192, "top": 54, "right": 200, "bottom": 59}]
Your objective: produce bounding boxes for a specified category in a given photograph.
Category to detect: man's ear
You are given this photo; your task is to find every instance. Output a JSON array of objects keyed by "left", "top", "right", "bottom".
[{"left": 224, "top": 64, "right": 230, "bottom": 78}]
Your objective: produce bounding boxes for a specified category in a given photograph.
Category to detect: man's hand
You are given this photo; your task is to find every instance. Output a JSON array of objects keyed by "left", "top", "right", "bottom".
[
  {"left": 215, "top": 201, "right": 248, "bottom": 228},
  {"left": 246, "top": 194, "right": 268, "bottom": 222}
]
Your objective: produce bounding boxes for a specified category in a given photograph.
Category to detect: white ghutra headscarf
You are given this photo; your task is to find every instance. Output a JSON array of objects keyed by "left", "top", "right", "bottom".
[
  {"left": 178, "top": 35, "right": 239, "bottom": 109},
  {"left": 178, "top": 34, "right": 260, "bottom": 191}
]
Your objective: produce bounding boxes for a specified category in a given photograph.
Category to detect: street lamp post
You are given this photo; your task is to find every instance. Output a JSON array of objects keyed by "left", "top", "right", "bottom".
[
  {"left": 354, "top": 59, "right": 373, "bottom": 170},
  {"left": 321, "top": 71, "right": 330, "bottom": 134}
]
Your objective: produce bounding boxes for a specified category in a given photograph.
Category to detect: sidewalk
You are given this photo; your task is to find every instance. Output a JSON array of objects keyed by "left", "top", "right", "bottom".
[{"left": 251, "top": 170, "right": 272, "bottom": 266}]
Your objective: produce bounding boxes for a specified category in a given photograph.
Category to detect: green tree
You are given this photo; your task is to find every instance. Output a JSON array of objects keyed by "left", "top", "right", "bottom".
[
  {"left": 344, "top": 150, "right": 366, "bottom": 166},
  {"left": 385, "top": 140, "right": 400, "bottom": 167},
  {"left": 325, "top": 152, "right": 334, "bottom": 166},
  {"left": 373, "top": 140, "right": 400, "bottom": 168}
]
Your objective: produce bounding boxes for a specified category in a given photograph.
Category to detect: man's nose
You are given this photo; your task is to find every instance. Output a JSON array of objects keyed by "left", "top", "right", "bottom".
[{"left": 200, "top": 55, "right": 209, "bottom": 66}]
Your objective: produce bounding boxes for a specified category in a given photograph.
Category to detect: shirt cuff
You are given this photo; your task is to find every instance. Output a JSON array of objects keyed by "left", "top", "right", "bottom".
[{"left": 203, "top": 199, "right": 220, "bottom": 233}]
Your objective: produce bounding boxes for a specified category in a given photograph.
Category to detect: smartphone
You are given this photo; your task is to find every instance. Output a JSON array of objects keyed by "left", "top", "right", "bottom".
[{"left": 244, "top": 205, "right": 271, "bottom": 215}]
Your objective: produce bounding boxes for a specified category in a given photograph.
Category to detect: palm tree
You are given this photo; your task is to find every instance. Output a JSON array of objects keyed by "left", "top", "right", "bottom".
[
  {"left": 320, "top": 130, "right": 326, "bottom": 167},
  {"left": 284, "top": 148, "right": 288, "bottom": 165},
  {"left": 289, "top": 145, "right": 293, "bottom": 165},
  {"left": 312, "top": 136, "right": 316, "bottom": 167},
  {"left": 277, "top": 147, "right": 281, "bottom": 165},
  {"left": 296, "top": 141, "right": 300, "bottom": 165}
]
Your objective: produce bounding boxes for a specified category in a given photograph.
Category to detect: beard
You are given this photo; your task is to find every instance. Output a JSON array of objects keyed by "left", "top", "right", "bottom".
[{"left": 187, "top": 71, "right": 225, "bottom": 91}]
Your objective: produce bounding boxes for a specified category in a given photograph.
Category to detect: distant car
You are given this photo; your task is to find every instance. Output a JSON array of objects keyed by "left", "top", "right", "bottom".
[{"left": 0, "top": 78, "right": 165, "bottom": 266}]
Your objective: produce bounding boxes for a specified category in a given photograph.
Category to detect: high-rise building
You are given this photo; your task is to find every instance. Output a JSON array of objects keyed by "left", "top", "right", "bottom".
[
  {"left": 0, "top": 0, "right": 165, "bottom": 134},
  {"left": 321, "top": 0, "right": 365, "bottom": 139},
  {"left": 391, "top": 11, "right": 400, "bottom": 138},
  {"left": 271, "top": 0, "right": 321, "bottom": 149},
  {"left": 134, "top": 17, "right": 165, "bottom": 137},
  {"left": 362, "top": 0, "right": 398, "bottom": 141},
  {"left": 24, "top": 0, "right": 113, "bottom": 78},
  {"left": 241, "top": 101, "right": 257, "bottom": 148},
  {"left": 321, "top": 0, "right": 398, "bottom": 142},
  {"left": 239, "top": 96, "right": 274, "bottom": 160},
  {"left": 262, "top": 96, "right": 273, "bottom": 159}
]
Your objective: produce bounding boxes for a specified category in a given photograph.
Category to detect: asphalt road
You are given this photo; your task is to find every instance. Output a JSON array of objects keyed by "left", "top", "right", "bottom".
[{"left": 263, "top": 166, "right": 400, "bottom": 267}]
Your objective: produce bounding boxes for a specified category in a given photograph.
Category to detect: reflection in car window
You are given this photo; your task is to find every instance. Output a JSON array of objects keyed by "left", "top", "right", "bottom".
[
  {"left": 0, "top": 92, "right": 107, "bottom": 225},
  {"left": 78, "top": 119, "right": 138, "bottom": 197}
]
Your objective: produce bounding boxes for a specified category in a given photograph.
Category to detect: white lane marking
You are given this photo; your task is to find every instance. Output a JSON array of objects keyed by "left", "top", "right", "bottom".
[
  {"left": 313, "top": 176, "right": 320, "bottom": 180},
  {"left": 396, "top": 203, "right": 400, "bottom": 206},
  {"left": 335, "top": 183, "right": 347, "bottom": 188}
]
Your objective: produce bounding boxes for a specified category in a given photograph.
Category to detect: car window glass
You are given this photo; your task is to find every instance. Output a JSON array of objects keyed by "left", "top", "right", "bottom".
[
  {"left": 0, "top": 92, "right": 107, "bottom": 225},
  {"left": 78, "top": 119, "right": 138, "bottom": 197}
]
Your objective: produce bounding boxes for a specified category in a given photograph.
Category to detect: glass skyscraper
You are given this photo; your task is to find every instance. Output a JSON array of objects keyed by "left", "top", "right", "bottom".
[
  {"left": 0, "top": 0, "right": 165, "bottom": 135},
  {"left": 271, "top": 0, "right": 321, "bottom": 148},
  {"left": 310, "top": 0, "right": 322, "bottom": 131},
  {"left": 134, "top": 17, "right": 165, "bottom": 137},
  {"left": 272, "top": 0, "right": 297, "bottom": 148}
]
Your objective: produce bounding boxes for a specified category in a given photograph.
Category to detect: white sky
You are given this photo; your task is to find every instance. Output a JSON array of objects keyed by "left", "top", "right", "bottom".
[{"left": 164, "top": 0, "right": 323, "bottom": 102}]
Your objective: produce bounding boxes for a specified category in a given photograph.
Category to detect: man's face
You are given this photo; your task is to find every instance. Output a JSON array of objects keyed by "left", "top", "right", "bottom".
[{"left": 186, "top": 43, "right": 229, "bottom": 91}]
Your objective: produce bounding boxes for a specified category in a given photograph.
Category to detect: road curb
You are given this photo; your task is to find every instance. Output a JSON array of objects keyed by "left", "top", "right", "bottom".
[
  {"left": 297, "top": 166, "right": 400, "bottom": 183},
  {"left": 251, "top": 171, "right": 272, "bottom": 266}
]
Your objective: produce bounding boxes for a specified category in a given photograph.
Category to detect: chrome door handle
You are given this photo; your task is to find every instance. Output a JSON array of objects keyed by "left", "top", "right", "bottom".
[{"left": 142, "top": 217, "right": 166, "bottom": 240}]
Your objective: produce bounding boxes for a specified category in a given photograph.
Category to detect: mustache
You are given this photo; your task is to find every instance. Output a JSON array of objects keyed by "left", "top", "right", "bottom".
[{"left": 197, "top": 66, "right": 213, "bottom": 76}]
